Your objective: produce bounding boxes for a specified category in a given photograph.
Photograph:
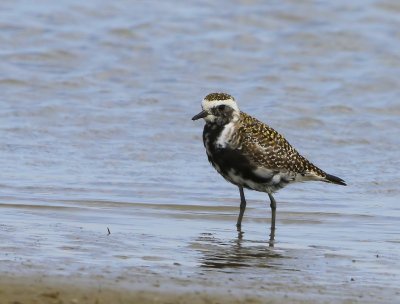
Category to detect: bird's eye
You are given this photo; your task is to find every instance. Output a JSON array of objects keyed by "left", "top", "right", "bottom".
[{"left": 218, "top": 105, "right": 226, "bottom": 111}]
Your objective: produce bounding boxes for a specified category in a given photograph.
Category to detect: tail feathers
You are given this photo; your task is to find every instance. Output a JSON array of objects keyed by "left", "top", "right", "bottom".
[{"left": 325, "top": 173, "right": 347, "bottom": 186}]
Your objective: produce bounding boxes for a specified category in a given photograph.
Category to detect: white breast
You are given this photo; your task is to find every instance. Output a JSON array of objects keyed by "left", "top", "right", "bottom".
[{"left": 216, "top": 122, "right": 235, "bottom": 148}]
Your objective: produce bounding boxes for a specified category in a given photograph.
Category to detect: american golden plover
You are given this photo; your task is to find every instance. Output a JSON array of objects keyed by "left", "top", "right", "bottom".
[{"left": 192, "top": 92, "right": 346, "bottom": 235}]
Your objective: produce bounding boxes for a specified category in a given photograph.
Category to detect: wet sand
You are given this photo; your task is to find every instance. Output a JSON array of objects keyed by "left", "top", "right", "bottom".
[
  {"left": 1, "top": 276, "right": 251, "bottom": 304},
  {"left": 0, "top": 273, "right": 391, "bottom": 304},
  {"left": 1, "top": 263, "right": 398, "bottom": 304},
  {"left": 1, "top": 275, "right": 259, "bottom": 304},
  {"left": 0, "top": 276, "right": 317, "bottom": 304},
  {"left": 1, "top": 199, "right": 399, "bottom": 304}
]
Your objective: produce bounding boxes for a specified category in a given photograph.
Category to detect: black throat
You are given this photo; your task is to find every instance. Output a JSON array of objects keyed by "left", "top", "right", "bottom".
[{"left": 202, "top": 122, "right": 224, "bottom": 150}]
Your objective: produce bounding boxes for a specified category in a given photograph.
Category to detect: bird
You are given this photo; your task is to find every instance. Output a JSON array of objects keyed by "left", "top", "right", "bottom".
[{"left": 192, "top": 92, "right": 346, "bottom": 238}]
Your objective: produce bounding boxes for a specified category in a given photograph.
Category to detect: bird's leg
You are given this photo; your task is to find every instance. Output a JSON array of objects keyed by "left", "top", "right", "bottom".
[
  {"left": 268, "top": 193, "right": 277, "bottom": 247},
  {"left": 236, "top": 186, "right": 246, "bottom": 230},
  {"left": 268, "top": 193, "right": 277, "bottom": 230}
]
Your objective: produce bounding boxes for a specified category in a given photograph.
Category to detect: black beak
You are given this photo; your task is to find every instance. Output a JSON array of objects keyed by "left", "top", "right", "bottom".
[{"left": 192, "top": 110, "right": 208, "bottom": 121}]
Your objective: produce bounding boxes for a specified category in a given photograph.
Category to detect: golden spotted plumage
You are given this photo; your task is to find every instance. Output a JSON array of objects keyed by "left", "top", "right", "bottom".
[
  {"left": 204, "top": 92, "right": 234, "bottom": 101},
  {"left": 233, "top": 112, "right": 326, "bottom": 179}
]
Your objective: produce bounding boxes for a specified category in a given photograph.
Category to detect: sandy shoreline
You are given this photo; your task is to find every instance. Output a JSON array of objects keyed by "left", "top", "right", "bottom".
[
  {"left": 1, "top": 213, "right": 398, "bottom": 304},
  {"left": 0, "top": 274, "right": 313, "bottom": 304},
  {"left": 2, "top": 270, "right": 398, "bottom": 304}
]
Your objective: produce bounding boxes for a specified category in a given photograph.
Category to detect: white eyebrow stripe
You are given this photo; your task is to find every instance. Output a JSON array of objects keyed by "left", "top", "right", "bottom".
[{"left": 201, "top": 99, "right": 240, "bottom": 112}]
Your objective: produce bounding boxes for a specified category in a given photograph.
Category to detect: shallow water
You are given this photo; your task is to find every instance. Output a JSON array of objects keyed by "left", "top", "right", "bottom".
[{"left": 1, "top": 0, "right": 399, "bottom": 302}]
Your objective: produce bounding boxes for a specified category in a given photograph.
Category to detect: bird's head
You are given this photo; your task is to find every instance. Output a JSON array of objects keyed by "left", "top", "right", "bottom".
[{"left": 192, "top": 92, "right": 240, "bottom": 125}]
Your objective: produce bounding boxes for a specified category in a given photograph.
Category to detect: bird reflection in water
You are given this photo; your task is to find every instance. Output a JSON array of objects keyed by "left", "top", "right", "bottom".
[
  {"left": 194, "top": 230, "right": 284, "bottom": 270},
  {"left": 237, "top": 222, "right": 275, "bottom": 248}
]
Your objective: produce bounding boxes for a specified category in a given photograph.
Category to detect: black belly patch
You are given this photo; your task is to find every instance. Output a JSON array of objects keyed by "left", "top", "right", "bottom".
[
  {"left": 203, "top": 123, "right": 274, "bottom": 187},
  {"left": 209, "top": 147, "right": 273, "bottom": 184}
]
